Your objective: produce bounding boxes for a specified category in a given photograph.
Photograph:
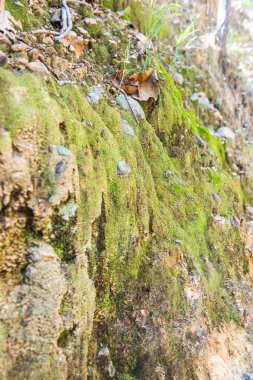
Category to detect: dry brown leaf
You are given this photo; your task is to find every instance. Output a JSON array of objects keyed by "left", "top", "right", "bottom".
[
  {"left": 0, "top": 10, "right": 22, "bottom": 34},
  {"left": 133, "top": 70, "right": 160, "bottom": 101},
  {"left": 61, "top": 32, "right": 84, "bottom": 59},
  {"left": 71, "top": 36, "right": 84, "bottom": 59},
  {"left": 110, "top": 67, "right": 160, "bottom": 101}
]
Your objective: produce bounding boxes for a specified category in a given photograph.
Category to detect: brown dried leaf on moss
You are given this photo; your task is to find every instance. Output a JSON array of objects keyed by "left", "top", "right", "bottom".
[{"left": 110, "top": 67, "right": 160, "bottom": 101}]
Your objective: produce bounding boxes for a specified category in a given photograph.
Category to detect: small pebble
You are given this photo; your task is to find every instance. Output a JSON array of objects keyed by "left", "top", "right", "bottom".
[
  {"left": 11, "top": 43, "right": 28, "bottom": 52},
  {"left": 0, "top": 51, "right": 8, "bottom": 66}
]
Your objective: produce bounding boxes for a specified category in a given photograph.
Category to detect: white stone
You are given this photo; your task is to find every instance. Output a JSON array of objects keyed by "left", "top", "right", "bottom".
[{"left": 216, "top": 127, "right": 235, "bottom": 140}]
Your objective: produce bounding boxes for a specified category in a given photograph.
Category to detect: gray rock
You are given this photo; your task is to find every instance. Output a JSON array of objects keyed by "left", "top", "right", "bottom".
[
  {"left": 231, "top": 216, "right": 240, "bottom": 228},
  {"left": 27, "top": 61, "right": 49, "bottom": 75},
  {"left": 122, "top": 119, "right": 135, "bottom": 137},
  {"left": 175, "top": 239, "right": 182, "bottom": 245},
  {"left": 86, "top": 92, "right": 100, "bottom": 106},
  {"left": 90, "top": 86, "right": 104, "bottom": 96},
  {"left": 173, "top": 72, "right": 184, "bottom": 85},
  {"left": 116, "top": 94, "right": 145, "bottom": 120},
  {"left": 86, "top": 240, "right": 92, "bottom": 253},
  {"left": 246, "top": 81, "right": 253, "bottom": 96},
  {"left": 198, "top": 96, "right": 210, "bottom": 107},
  {"left": 216, "top": 127, "right": 235, "bottom": 140},
  {"left": 56, "top": 144, "right": 72, "bottom": 156},
  {"left": 189, "top": 93, "right": 199, "bottom": 102},
  {"left": 50, "top": 9, "right": 61, "bottom": 28},
  {"left": 55, "top": 160, "right": 68, "bottom": 174},
  {"left": 213, "top": 193, "right": 221, "bottom": 203},
  {"left": 164, "top": 170, "right": 172, "bottom": 178},
  {"left": 176, "top": 178, "right": 184, "bottom": 186},
  {"left": 244, "top": 374, "right": 253, "bottom": 380},
  {"left": 98, "top": 347, "right": 110, "bottom": 357},
  {"left": 246, "top": 206, "right": 253, "bottom": 217},
  {"left": 117, "top": 161, "right": 131, "bottom": 175},
  {"left": 86, "top": 86, "right": 105, "bottom": 106},
  {"left": 58, "top": 200, "right": 78, "bottom": 221},
  {"left": 0, "top": 51, "right": 8, "bottom": 66},
  {"left": 11, "top": 43, "right": 28, "bottom": 52}
]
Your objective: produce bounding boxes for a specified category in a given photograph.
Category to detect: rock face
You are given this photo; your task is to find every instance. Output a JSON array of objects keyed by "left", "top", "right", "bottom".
[
  {"left": 196, "top": 325, "right": 253, "bottom": 380},
  {"left": 1, "top": 1, "right": 253, "bottom": 379},
  {"left": 117, "top": 160, "right": 131, "bottom": 175},
  {"left": 0, "top": 242, "right": 67, "bottom": 379},
  {"left": 0, "top": 71, "right": 95, "bottom": 380}
]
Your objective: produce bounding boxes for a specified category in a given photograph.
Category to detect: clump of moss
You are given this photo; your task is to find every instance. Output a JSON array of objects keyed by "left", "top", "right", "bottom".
[
  {"left": 0, "top": 61, "right": 248, "bottom": 378},
  {"left": 6, "top": 0, "right": 48, "bottom": 29}
]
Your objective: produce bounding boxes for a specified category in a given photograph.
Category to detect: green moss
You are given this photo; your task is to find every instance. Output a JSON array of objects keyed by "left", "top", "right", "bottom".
[
  {"left": 0, "top": 61, "right": 248, "bottom": 377},
  {"left": 6, "top": 0, "right": 47, "bottom": 29}
]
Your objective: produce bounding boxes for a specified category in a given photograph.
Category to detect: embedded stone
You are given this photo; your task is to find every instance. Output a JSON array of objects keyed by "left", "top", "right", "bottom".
[
  {"left": 11, "top": 43, "right": 28, "bottom": 52},
  {"left": 27, "top": 61, "right": 48, "bottom": 74},
  {"left": 198, "top": 96, "right": 210, "bottom": 106},
  {"left": 56, "top": 145, "right": 72, "bottom": 156},
  {"left": 86, "top": 92, "right": 100, "bottom": 105},
  {"left": 0, "top": 51, "right": 8, "bottom": 66},
  {"left": 173, "top": 72, "right": 184, "bottom": 85},
  {"left": 55, "top": 160, "right": 68, "bottom": 174},
  {"left": 122, "top": 119, "right": 135, "bottom": 137},
  {"left": 117, "top": 94, "right": 145, "bottom": 120},
  {"left": 50, "top": 9, "right": 61, "bottom": 28},
  {"left": 117, "top": 161, "right": 131, "bottom": 175},
  {"left": 15, "top": 56, "right": 28, "bottom": 69},
  {"left": 28, "top": 48, "right": 40, "bottom": 60},
  {"left": 216, "top": 127, "right": 235, "bottom": 140}
]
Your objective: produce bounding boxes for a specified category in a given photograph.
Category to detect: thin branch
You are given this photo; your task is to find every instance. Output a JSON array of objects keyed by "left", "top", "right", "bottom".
[
  {"left": 26, "top": 29, "right": 60, "bottom": 35},
  {"left": 38, "top": 56, "right": 59, "bottom": 80}
]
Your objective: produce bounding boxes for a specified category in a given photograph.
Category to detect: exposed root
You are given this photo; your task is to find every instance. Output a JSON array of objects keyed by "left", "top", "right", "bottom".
[{"left": 55, "top": 0, "right": 73, "bottom": 41}]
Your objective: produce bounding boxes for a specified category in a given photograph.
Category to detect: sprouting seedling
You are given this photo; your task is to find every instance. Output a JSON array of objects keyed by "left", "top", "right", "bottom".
[{"left": 175, "top": 17, "right": 199, "bottom": 50}]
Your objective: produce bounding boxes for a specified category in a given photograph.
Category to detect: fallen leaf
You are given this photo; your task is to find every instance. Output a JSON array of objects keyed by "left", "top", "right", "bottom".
[
  {"left": 60, "top": 31, "right": 85, "bottom": 59},
  {"left": 71, "top": 36, "right": 84, "bottom": 59},
  {"left": 0, "top": 10, "right": 22, "bottom": 34},
  {"left": 133, "top": 69, "right": 160, "bottom": 101},
  {"left": 110, "top": 67, "right": 160, "bottom": 101}
]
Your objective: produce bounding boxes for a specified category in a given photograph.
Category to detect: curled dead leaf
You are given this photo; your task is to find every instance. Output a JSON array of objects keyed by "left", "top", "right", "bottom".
[{"left": 110, "top": 67, "right": 160, "bottom": 101}]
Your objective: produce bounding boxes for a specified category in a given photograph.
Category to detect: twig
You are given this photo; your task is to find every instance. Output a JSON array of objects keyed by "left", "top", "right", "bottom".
[
  {"left": 55, "top": 0, "right": 73, "bottom": 41},
  {"left": 38, "top": 56, "right": 59, "bottom": 80},
  {"left": 104, "top": 81, "right": 139, "bottom": 124},
  {"left": 26, "top": 29, "right": 60, "bottom": 35}
]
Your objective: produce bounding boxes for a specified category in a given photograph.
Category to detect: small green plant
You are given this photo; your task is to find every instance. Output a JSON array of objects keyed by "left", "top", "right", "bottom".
[
  {"left": 170, "top": 18, "right": 199, "bottom": 66},
  {"left": 144, "top": 0, "right": 180, "bottom": 41}
]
